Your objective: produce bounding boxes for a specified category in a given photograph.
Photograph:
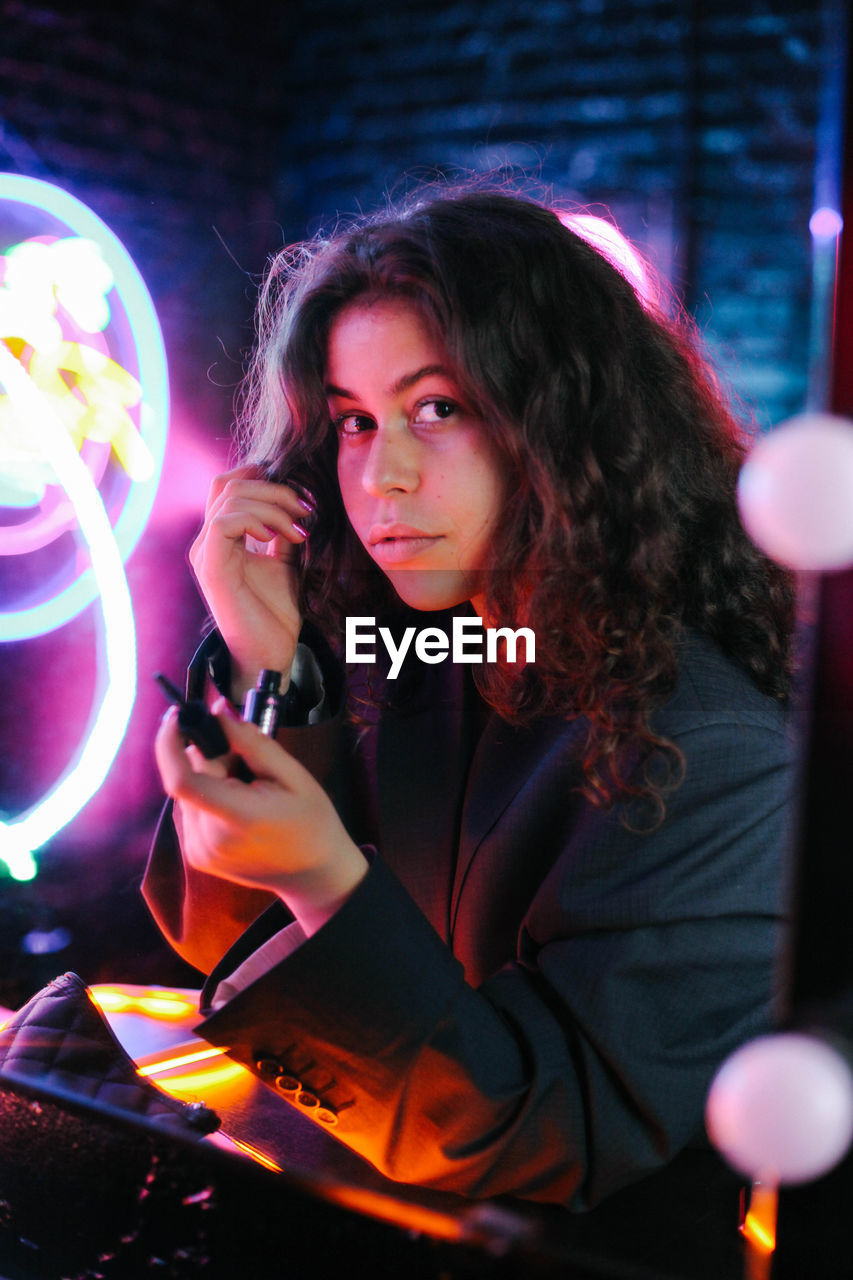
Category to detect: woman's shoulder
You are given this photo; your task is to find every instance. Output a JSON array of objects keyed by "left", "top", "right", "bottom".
[{"left": 656, "top": 630, "right": 790, "bottom": 740}]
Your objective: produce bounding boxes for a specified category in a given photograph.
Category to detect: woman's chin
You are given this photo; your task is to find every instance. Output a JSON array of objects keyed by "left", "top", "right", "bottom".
[{"left": 384, "top": 567, "right": 472, "bottom": 613}]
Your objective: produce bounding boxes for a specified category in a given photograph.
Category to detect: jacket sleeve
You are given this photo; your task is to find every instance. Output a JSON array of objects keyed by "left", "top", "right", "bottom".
[
  {"left": 194, "top": 711, "right": 795, "bottom": 1209},
  {"left": 141, "top": 798, "right": 279, "bottom": 974},
  {"left": 141, "top": 625, "right": 348, "bottom": 975}
]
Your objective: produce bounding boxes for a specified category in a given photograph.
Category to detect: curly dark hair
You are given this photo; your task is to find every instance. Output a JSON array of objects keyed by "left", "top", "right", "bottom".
[{"left": 236, "top": 184, "right": 796, "bottom": 820}]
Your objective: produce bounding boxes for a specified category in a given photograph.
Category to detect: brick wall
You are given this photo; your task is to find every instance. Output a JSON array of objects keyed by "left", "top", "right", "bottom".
[
  {"left": 1, "top": 0, "right": 828, "bottom": 426},
  {"left": 686, "top": 1, "right": 825, "bottom": 422},
  {"left": 273, "top": 0, "right": 826, "bottom": 427},
  {"left": 1, "top": 0, "right": 286, "bottom": 423}
]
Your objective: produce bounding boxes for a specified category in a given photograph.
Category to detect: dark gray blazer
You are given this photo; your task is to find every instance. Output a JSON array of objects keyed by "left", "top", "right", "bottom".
[{"left": 143, "top": 629, "right": 794, "bottom": 1211}]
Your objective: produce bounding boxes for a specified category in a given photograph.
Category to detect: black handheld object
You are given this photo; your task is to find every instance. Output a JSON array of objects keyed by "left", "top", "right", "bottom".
[{"left": 154, "top": 673, "right": 230, "bottom": 759}]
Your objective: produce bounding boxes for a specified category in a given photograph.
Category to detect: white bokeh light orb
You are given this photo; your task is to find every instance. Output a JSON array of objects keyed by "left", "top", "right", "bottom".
[
  {"left": 706, "top": 1033, "right": 853, "bottom": 1184},
  {"left": 737, "top": 413, "right": 853, "bottom": 571}
]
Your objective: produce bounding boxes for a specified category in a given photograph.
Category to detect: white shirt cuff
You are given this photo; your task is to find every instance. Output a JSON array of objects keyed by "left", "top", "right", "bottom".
[{"left": 210, "top": 919, "right": 307, "bottom": 1009}]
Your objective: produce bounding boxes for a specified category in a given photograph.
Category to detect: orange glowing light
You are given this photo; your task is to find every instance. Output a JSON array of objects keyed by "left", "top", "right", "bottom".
[
  {"left": 137, "top": 1045, "right": 224, "bottom": 1077},
  {"left": 151, "top": 1061, "right": 248, "bottom": 1094},
  {"left": 135, "top": 1036, "right": 250, "bottom": 1095},
  {"left": 742, "top": 1211, "right": 776, "bottom": 1253},
  {"left": 741, "top": 1178, "right": 777, "bottom": 1280},
  {"left": 221, "top": 1136, "right": 284, "bottom": 1173},
  {"left": 322, "top": 1184, "right": 464, "bottom": 1242},
  {"left": 137, "top": 994, "right": 197, "bottom": 1018}
]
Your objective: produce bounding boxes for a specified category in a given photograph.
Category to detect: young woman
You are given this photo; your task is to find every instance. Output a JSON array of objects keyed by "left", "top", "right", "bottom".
[{"left": 147, "top": 187, "right": 796, "bottom": 1211}]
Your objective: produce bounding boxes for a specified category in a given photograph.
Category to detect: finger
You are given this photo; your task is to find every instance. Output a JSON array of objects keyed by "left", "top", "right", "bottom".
[
  {"left": 244, "top": 532, "right": 300, "bottom": 565},
  {"left": 206, "top": 507, "right": 308, "bottom": 554},
  {"left": 154, "top": 708, "right": 231, "bottom": 793},
  {"left": 211, "top": 698, "right": 316, "bottom": 791},
  {"left": 155, "top": 708, "right": 248, "bottom": 817},
  {"left": 185, "top": 742, "right": 231, "bottom": 779},
  {"left": 205, "top": 464, "right": 263, "bottom": 513},
  {"left": 155, "top": 706, "right": 197, "bottom": 797},
  {"left": 190, "top": 503, "right": 307, "bottom": 574},
  {"left": 211, "top": 497, "right": 309, "bottom": 540},
  {"left": 206, "top": 476, "right": 312, "bottom": 523},
  {"left": 195, "top": 497, "right": 309, "bottom": 554}
]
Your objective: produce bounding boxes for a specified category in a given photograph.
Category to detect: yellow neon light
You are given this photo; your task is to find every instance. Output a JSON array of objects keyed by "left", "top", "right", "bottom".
[
  {"left": 1, "top": 339, "right": 152, "bottom": 482},
  {"left": 136, "top": 994, "right": 197, "bottom": 1018},
  {"left": 90, "top": 987, "right": 196, "bottom": 1020},
  {"left": 29, "top": 341, "right": 152, "bottom": 479},
  {"left": 0, "top": 236, "right": 154, "bottom": 497}
]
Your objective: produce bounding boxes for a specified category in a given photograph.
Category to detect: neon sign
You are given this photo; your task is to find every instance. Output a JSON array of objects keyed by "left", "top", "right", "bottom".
[{"left": 0, "top": 175, "right": 168, "bottom": 879}]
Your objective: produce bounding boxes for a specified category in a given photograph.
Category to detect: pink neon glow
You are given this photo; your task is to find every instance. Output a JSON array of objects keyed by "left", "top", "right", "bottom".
[
  {"left": 0, "top": 340, "right": 137, "bottom": 879},
  {"left": 152, "top": 423, "right": 228, "bottom": 523},
  {"left": 559, "top": 211, "right": 655, "bottom": 307},
  {"left": 1, "top": 431, "right": 113, "bottom": 553},
  {"left": 0, "top": 175, "right": 168, "bottom": 641},
  {"left": 809, "top": 207, "right": 843, "bottom": 239}
]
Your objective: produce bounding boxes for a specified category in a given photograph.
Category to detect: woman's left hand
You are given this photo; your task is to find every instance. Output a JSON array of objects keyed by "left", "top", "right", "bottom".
[{"left": 155, "top": 700, "right": 369, "bottom": 937}]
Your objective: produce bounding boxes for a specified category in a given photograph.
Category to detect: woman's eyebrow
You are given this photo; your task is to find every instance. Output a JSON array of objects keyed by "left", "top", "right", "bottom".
[
  {"left": 325, "top": 365, "right": 452, "bottom": 401},
  {"left": 388, "top": 364, "right": 450, "bottom": 396}
]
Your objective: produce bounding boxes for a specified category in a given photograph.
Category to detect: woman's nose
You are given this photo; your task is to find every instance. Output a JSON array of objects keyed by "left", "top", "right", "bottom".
[{"left": 361, "top": 424, "right": 420, "bottom": 496}]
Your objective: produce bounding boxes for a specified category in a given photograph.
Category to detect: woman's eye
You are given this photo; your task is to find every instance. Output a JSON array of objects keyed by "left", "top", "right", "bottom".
[
  {"left": 414, "top": 399, "right": 457, "bottom": 425},
  {"left": 335, "top": 413, "right": 374, "bottom": 436}
]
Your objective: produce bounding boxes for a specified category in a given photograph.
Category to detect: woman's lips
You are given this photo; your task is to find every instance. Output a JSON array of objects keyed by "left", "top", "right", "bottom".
[{"left": 369, "top": 533, "right": 444, "bottom": 564}]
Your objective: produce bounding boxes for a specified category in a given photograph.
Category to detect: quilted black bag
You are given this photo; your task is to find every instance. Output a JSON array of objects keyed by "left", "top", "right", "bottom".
[{"left": 0, "top": 970, "right": 219, "bottom": 1136}]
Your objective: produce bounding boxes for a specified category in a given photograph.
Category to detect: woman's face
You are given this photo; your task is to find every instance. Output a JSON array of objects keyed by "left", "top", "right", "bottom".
[{"left": 327, "top": 298, "right": 508, "bottom": 613}]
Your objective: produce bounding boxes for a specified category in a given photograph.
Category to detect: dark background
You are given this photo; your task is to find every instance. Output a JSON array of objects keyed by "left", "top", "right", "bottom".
[{"left": 0, "top": 0, "right": 843, "bottom": 1005}]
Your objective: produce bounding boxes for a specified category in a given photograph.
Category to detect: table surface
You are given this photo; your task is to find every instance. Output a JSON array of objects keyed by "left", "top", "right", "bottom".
[{"left": 0, "top": 983, "right": 761, "bottom": 1279}]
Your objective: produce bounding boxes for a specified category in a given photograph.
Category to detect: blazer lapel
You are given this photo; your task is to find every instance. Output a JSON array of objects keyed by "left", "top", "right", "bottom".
[
  {"left": 451, "top": 710, "right": 587, "bottom": 930},
  {"left": 375, "top": 660, "right": 472, "bottom": 941},
  {"left": 373, "top": 654, "right": 588, "bottom": 951}
]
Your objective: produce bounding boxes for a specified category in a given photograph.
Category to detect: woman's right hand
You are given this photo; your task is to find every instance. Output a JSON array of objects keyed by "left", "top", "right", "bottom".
[{"left": 189, "top": 465, "right": 311, "bottom": 702}]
